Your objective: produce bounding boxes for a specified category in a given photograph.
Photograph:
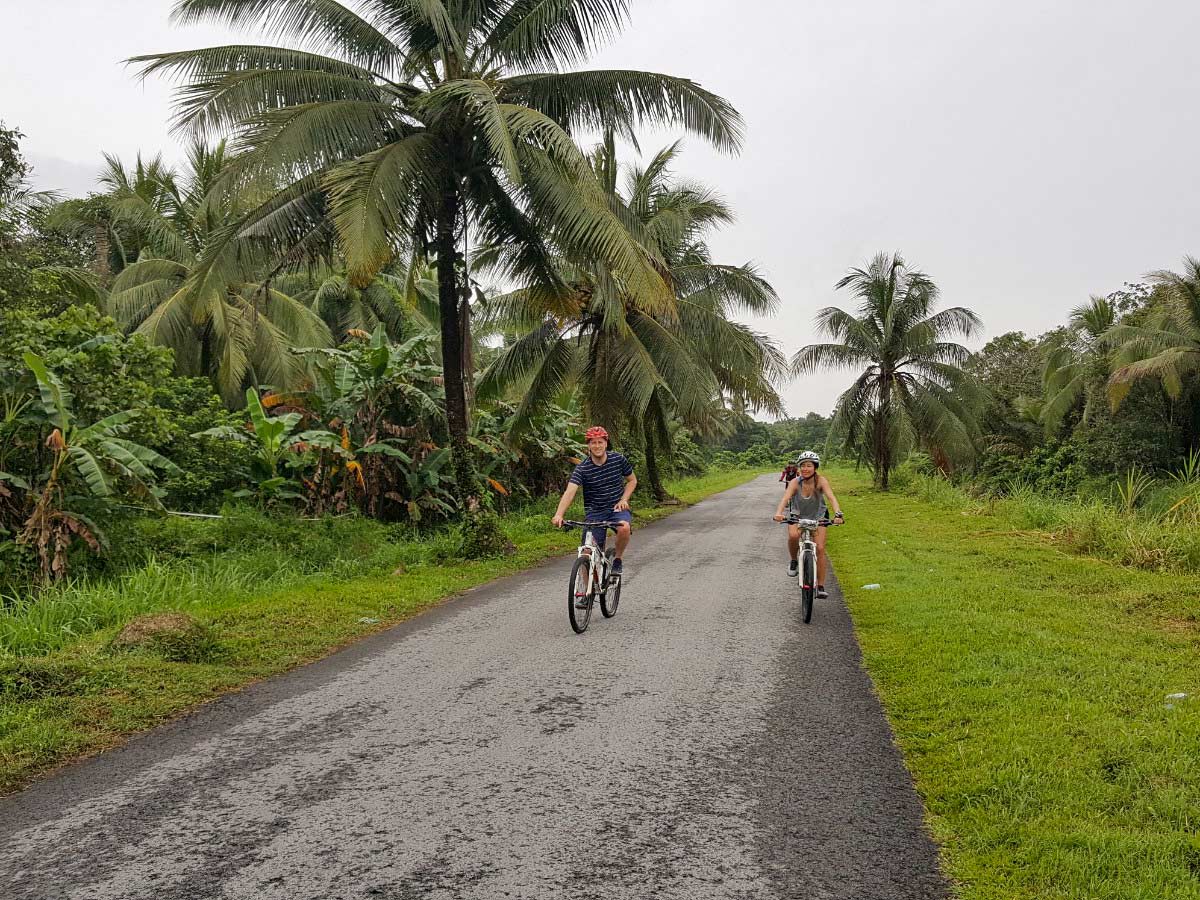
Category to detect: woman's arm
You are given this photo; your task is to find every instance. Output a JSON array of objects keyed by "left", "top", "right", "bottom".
[{"left": 820, "top": 475, "right": 844, "bottom": 520}]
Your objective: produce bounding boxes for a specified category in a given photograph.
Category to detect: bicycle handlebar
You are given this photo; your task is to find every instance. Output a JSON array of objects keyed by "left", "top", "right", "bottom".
[
  {"left": 559, "top": 519, "right": 626, "bottom": 531},
  {"left": 776, "top": 516, "right": 844, "bottom": 527}
]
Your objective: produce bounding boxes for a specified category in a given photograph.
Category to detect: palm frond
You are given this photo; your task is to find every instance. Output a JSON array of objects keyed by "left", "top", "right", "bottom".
[
  {"left": 503, "top": 69, "right": 742, "bottom": 153},
  {"left": 165, "top": 2, "right": 401, "bottom": 70},
  {"left": 324, "top": 133, "right": 443, "bottom": 284},
  {"left": 485, "top": 0, "right": 630, "bottom": 69}
]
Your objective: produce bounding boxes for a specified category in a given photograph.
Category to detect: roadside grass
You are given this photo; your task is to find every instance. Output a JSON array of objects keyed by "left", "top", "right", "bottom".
[
  {"left": 829, "top": 469, "right": 1200, "bottom": 899},
  {"left": 896, "top": 469, "right": 1200, "bottom": 572},
  {"left": 0, "top": 468, "right": 765, "bottom": 794}
]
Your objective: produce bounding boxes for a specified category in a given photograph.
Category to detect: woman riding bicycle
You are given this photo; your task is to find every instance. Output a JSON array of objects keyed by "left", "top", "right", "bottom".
[{"left": 773, "top": 451, "right": 844, "bottom": 598}]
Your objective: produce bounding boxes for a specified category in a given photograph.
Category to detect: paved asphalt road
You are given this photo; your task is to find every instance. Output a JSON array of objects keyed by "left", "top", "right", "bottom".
[{"left": 1, "top": 475, "right": 949, "bottom": 900}]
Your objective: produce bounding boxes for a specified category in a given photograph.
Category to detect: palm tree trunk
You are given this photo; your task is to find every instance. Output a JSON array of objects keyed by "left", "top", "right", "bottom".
[
  {"left": 877, "top": 378, "right": 892, "bottom": 490},
  {"left": 435, "top": 188, "right": 478, "bottom": 512},
  {"left": 459, "top": 293, "right": 474, "bottom": 420},
  {"left": 643, "top": 419, "right": 669, "bottom": 503},
  {"left": 436, "top": 194, "right": 513, "bottom": 558},
  {"left": 874, "top": 411, "right": 890, "bottom": 490},
  {"left": 92, "top": 223, "right": 111, "bottom": 280}
]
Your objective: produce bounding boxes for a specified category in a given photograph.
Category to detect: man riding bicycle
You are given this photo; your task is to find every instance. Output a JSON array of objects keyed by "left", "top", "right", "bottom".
[
  {"left": 551, "top": 426, "right": 636, "bottom": 576},
  {"left": 773, "top": 451, "right": 844, "bottom": 598}
]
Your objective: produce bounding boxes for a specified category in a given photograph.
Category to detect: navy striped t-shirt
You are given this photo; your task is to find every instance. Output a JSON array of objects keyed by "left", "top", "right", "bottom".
[{"left": 569, "top": 451, "right": 634, "bottom": 517}]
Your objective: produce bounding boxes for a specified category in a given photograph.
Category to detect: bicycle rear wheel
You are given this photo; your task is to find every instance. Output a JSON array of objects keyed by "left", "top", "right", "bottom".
[
  {"left": 568, "top": 557, "right": 594, "bottom": 634},
  {"left": 600, "top": 548, "right": 620, "bottom": 618},
  {"left": 801, "top": 551, "right": 816, "bottom": 624}
]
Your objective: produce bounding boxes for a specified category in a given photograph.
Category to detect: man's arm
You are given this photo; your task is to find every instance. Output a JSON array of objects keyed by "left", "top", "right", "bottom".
[
  {"left": 614, "top": 473, "right": 636, "bottom": 511},
  {"left": 552, "top": 482, "right": 580, "bottom": 526},
  {"left": 820, "top": 476, "right": 844, "bottom": 520},
  {"left": 774, "top": 478, "right": 797, "bottom": 520}
]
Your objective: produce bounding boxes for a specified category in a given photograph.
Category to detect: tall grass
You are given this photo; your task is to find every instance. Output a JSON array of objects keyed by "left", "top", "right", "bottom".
[{"left": 901, "top": 470, "right": 1200, "bottom": 572}]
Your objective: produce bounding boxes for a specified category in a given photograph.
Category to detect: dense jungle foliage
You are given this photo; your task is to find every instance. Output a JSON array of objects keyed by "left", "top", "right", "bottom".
[{"left": 0, "top": 121, "right": 784, "bottom": 592}]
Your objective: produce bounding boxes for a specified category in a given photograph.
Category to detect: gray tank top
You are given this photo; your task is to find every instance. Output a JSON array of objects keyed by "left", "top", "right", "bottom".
[{"left": 787, "top": 477, "right": 827, "bottom": 519}]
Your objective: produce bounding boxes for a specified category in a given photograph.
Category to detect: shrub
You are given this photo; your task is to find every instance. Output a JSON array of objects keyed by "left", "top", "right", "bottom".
[{"left": 0, "top": 659, "right": 91, "bottom": 700}]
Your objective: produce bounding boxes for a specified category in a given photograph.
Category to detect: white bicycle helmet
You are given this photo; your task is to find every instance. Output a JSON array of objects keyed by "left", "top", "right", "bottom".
[{"left": 795, "top": 450, "right": 820, "bottom": 468}]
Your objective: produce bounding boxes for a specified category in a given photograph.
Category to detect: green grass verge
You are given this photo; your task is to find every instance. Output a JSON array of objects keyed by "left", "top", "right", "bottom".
[
  {"left": 0, "top": 468, "right": 765, "bottom": 795},
  {"left": 828, "top": 468, "right": 1200, "bottom": 899}
]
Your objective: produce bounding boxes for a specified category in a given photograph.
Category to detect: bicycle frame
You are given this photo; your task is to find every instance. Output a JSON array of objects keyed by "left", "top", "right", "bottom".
[
  {"left": 561, "top": 520, "right": 624, "bottom": 599},
  {"left": 576, "top": 529, "right": 608, "bottom": 598}
]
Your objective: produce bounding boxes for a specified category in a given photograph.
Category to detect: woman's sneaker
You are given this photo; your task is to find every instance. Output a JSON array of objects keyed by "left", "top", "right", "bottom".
[
  {"left": 816, "top": 585, "right": 828, "bottom": 599},
  {"left": 787, "top": 559, "right": 799, "bottom": 577}
]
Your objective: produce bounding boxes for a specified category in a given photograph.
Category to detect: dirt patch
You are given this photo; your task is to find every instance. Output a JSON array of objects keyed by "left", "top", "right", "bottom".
[
  {"left": 1157, "top": 616, "right": 1200, "bottom": 635},
  {"left": 108, "top": 612, "right": 224, "bottom": 663}
]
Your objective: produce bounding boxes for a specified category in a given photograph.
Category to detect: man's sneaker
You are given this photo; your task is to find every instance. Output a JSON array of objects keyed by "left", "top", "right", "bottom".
[
  {"left": 816, "top": 585, "right": 828, "bottom": 599},
  {"left": 787, "top": 559, "right": 799, "bottom": 577},
  {"left": 611, "top": 557, "right": 623, "bottom": 576}
]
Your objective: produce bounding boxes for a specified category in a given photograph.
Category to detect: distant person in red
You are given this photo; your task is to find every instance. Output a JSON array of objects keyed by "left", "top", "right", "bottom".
[{"left": 780, "top": 462, "right": 799, "bottom": 484}]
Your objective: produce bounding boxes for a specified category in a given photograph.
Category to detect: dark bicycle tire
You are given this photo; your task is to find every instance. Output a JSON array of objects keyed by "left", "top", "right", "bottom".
[
  {"left": 801, "top": 551, "right": 816, "bottom": 624},
  {"left": 568, "top": 557, "right": 594, "bottom": 634},
  {"left": 600, "top": 549, "right": 620, "bottom": 618}
]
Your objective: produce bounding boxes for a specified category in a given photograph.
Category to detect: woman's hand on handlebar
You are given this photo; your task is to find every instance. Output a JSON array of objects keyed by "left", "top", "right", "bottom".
[{"left": 773, "top": 512, "right": 786, "bottom": 523}]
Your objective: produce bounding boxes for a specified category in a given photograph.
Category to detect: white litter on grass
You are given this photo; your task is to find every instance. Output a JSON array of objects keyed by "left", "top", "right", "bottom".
[
  {"left": 358, "top": 617, "right": 380, "bottom": 625},
  {"left": 862, "top": 584, "right": 881, "bottom": 590},
  {"left": 1166, "top": 692, "right": 1189, "bottom": 700}
]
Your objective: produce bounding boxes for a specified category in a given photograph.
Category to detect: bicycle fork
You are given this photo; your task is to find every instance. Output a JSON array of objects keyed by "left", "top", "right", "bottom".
[{"left": 799, "top": 541, "right": 817, "bottom": 590}]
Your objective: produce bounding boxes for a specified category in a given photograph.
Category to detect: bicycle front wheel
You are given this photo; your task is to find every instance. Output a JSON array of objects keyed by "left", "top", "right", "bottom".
[
  {"left": 600, "top": 550, "right": 621, "bottom": 618},
  {"left": 568, "top": 557, "right": 594, "bottom": 634},
  {"left": 801, "top": 551, "right": 816, "bottom": 624}
]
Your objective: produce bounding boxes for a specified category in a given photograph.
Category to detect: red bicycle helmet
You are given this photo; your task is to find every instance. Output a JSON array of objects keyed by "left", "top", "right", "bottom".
[{"left": 585, "top": 426, "right": 609, "bottom": 441}]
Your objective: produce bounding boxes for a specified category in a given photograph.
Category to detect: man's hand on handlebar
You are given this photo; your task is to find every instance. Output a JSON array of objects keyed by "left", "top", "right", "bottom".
[
  {"left": 552, "top": 514, "right": 565, "bottom": 528},
  {"left": 772, "top": 512, "right": 786, "bottom": 523}
]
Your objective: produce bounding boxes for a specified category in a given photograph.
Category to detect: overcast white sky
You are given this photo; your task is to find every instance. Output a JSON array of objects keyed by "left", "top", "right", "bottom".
[{"left": 4, "top": 1, "right": 1199, "bottom": 417}]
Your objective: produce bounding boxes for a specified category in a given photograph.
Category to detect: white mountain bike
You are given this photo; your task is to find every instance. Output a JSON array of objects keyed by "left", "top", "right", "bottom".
[
  {"left": 559, "top": 520, "right": 624, "bottom": 634},
  {"left": 778, "top": 516, "right": 842, "bottom": 624}
]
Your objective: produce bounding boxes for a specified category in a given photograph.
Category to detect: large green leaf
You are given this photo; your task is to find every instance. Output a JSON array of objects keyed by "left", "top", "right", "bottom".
[
  {"left": 105, "top": 438, "right": 183, "bottom": 475},
  {"left": 22, "top": 352, "right": 72, "bottom": 434},
  {"left": 66, "top": 446, "right": 112, "bottom": 498},
  {"left": 0, "top": 471, "right": 31, "bottom": 491}
]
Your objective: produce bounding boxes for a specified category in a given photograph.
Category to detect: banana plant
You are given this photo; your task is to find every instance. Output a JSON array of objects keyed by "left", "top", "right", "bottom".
[
  {"left": 18, "top": 351, "right": 179, "bottom": 580},
  {"left": 281, "top": 327, "right": 449, "bottom": 519},
  {"left": 194, "top": 388, "right": 309, "bottom": 502},
  {"left": 376, "top": 445, "right": 455, "bottom": 522}
]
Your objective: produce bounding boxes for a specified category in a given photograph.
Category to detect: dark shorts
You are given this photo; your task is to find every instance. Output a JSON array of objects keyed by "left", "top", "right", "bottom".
[{"left": 583, "top": 510, "right": 632, "bottom": 548}]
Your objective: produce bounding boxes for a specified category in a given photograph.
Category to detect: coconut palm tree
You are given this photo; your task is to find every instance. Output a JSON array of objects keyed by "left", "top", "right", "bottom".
[
  {"left": 132, "top": 0, "right": 742, "bottom": 523},
  {"left": 1038, "top": 295, "right": 1116, "bottom": 432},
  {"left": 1106, "top": 257, "right": 1200, "bottom": 445},
  {"left": 104, "top": 142, "right": 331, "bottom": 404},
  {"left": 793, "top": 252, "right": 982, "bottom": 489},
  {"left": 49, "top": 153, "right": 186, "bottom": 281},
  {"left": 478, "top": 137, "right": 783, "bottom": 499}
]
